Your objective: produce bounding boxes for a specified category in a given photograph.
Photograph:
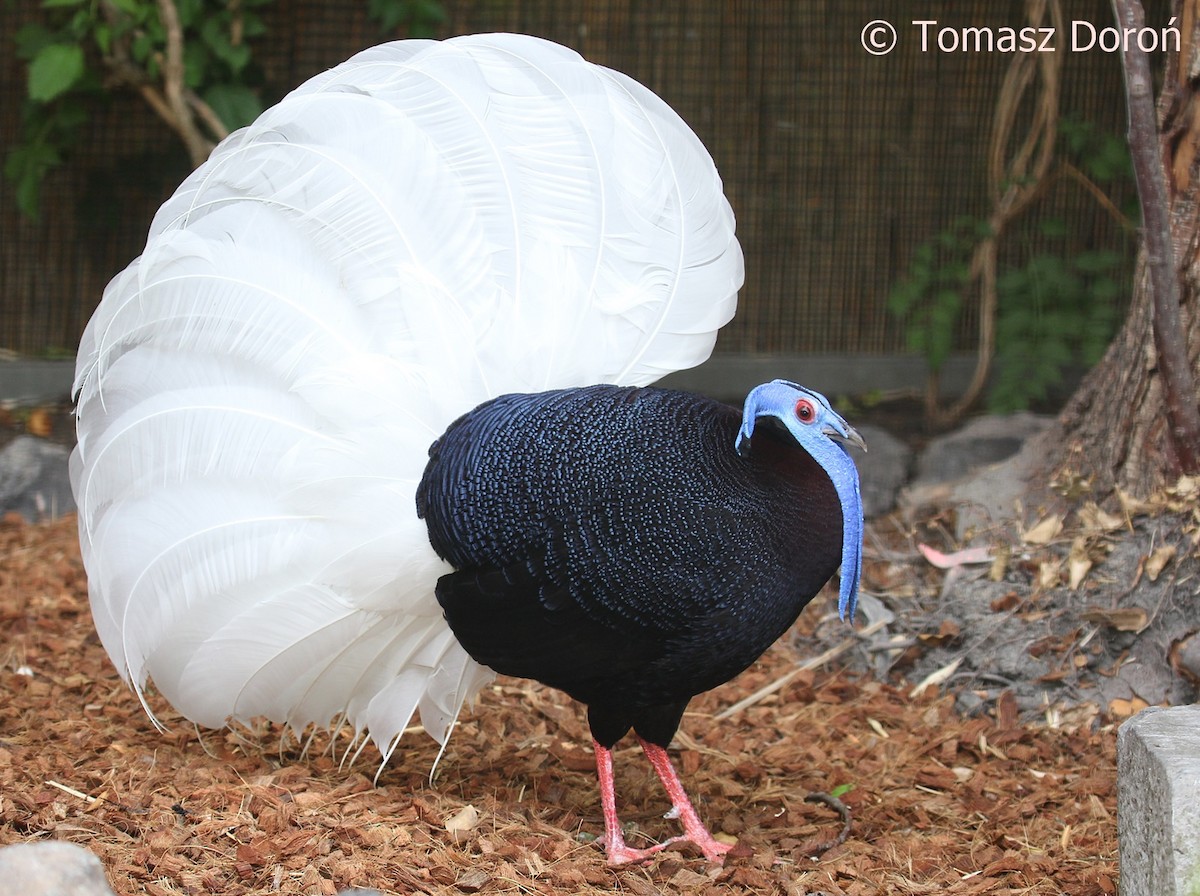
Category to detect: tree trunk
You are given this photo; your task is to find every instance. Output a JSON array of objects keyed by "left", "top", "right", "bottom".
[{"left": 1039, "top": 0, "right": 1200, "bottom": 500}]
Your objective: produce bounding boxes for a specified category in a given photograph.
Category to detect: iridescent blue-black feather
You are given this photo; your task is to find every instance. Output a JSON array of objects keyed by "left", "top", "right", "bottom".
[{"left": 415, "top": 384, "right": 846, "bottom": 749}]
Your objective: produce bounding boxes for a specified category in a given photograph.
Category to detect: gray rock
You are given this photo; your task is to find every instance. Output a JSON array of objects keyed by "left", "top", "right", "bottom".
[
  {"left": 942, "top": 437, "right": 1047, "bottom": 538},
  {"left": 900, "top": 413, "right": 1053, "bottom": 537},
  {"left": 854, "top": 424, "right": 911, "bottom": 518},
  {"left": 913, "top": 412, "right": 1051, "bottom": 486},
  {"left": 0, "top": 842, "right": 117, "bottom": 896},
  {"left": 0, "top": 436, "right": 74, "bottom": 520}
]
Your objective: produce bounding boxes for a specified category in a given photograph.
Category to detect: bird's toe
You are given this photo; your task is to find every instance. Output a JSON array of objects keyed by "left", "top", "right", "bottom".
[{"left": 601, "top": 833, "right": 732, "bottom": 866}]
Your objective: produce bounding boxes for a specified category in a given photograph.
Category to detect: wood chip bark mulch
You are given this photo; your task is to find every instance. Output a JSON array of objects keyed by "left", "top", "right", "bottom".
[{"left": 2, "top": 515, "right": 1118, "bottom": 895}]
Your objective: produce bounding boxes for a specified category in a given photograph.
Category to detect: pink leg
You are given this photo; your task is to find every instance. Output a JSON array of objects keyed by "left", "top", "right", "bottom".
[
  {"left": 590, "top": 738, "right": 732, "bottom": 866},
  {"left": 592, "top": 740, "right": 679, "bottom": 865},
  {"left": 638, "top": 737, "right": 732, "bottom": 863}
]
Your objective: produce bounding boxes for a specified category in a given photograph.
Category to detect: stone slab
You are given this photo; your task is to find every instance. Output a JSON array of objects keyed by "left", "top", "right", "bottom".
[
  {"left": 0, "top": 841, "right": 117, "bottom": 896},
  {"left": 1118, "top": 705, "right": 1200, "bottom": 896}
]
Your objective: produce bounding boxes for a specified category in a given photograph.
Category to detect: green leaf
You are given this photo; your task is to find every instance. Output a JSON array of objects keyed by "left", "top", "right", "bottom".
[
  {"left": 408, "top": 0, "right": 448, "bottom": 37},
  {"left": 887, "top": 279, "right": 921, "bottom": 317},
  {"left": 1073, "top": 250, "right": 1120, "bottom": 275},
  {"left": 176, "top": 0, "right": 203, "bottom": 27},
  {"left": 241, "top": 12, "right": 268, "bottom": 38},
  {"left": 93, "top": 23, "right": 111, "bottom": 55},
  {"left": 130, "top": 31, "right": 157, "bottom": 64},
  {"left": 201, "top": 18, "right": 252, "bottom": 74},
  {"left": 1038, "top": 217, "right": 1068, "bottom": 238},
  {"left": 14, "top": 24, "right": 56, "bottom": 60},
  {"left": 1091, "top": 279, "right": 1120, "bottom": 302},
  {"left": 369, "top": 0, "right": 408, "bottom": 32},
  {"left": 42, "top": 0, "right": 85, "bottom": 8},
  {"left": 5, "top": 141, "right": 60, "bottom": 219},
  {"left": 203, "top": 84, "right": 262, "bottom": 131},
  {"left": 183, "top": 40, "right": 210, "bottom": 88},
  {"left": 369, "top": 0, "right": 448, "bottom": 35},
  {"left": 28, "top": 43, "right": 86, "bottom": 102},
  {"left": 225, "top": 42, "right": 252, "bottom": 74}
]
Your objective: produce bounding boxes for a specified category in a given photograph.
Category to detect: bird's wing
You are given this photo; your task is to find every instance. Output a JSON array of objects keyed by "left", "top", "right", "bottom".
[{"left": 431, "top": 492, "right": 807, "bottom": 711}]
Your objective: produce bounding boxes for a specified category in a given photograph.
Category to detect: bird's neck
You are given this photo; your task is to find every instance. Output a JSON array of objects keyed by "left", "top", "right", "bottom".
[
  {"left": 742, "top": 424, "right": 845, "bottom": 559},
  {"left": 743, "top": 423, "right": 831, "bottom": 490}
]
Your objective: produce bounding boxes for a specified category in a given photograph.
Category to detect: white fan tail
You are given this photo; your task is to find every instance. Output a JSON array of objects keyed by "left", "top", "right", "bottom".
[{"left": 72, "top": 33, "right": 743, "bottom": 763}]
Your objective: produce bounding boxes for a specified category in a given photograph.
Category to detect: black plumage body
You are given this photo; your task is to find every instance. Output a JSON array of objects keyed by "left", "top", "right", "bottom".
[{"left": 416, "top": 384, "right": 844, "bottom": 749}]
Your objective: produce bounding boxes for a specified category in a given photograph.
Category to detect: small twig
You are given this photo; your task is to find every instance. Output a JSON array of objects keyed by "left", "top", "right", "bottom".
[
  {"left": 864, "top": 638, "right": 917, "bottom": 653},
  {"left": 1056, "top": 162, "right": 1138, "bottom": 232},
  {"left": 946, "top": 670, "right": 1021, "bottom": 689},
  {"left": 229, "top": 0, "right": 244, "bottom": 46},
  {"left": 800, "top": 791, "right": 852, "bottom": 855},
  {"left": 1144, "top": 549, "right": 1185, "bottom": 630},
  {"left": 45, "top": 780, "right": 102, "bottom": 805},
  {"left": 100, "top": 0, "right": 217, "bottom": 165},
  {"left": 155, "top": 0, "right": 212, "bottom": 166},
  {"left": 185, "top": 89, "right": 231, "bottom": 143},
  {"left": 670, "top": 729, "right": 739, "bottom": 764},
  {"left": 714, "top": 618, "right": 890, "bottom": 721}
]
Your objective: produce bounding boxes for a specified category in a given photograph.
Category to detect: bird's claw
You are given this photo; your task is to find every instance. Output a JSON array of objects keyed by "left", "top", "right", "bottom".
[
  {"left": 602, "top": 833, "right": 732, "bottom": 866},
  {"left": 693, "top": 835, "right": 734, "bottom": 863},
  {"left": 602, "top": 837, "right": 674, "bottom": 866}
]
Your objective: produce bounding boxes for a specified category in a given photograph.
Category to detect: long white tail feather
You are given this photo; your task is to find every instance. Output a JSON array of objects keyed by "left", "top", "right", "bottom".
[{"left": 72, "top": 33, "right": 742, "bottom": 763}]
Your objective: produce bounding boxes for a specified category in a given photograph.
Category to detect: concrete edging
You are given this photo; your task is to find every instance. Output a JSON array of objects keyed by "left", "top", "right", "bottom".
[
  {"left": 0, "top": 359, "right": 75, "bottom": 404},
  {"left": 1118, "top": 705, "right": 1200, "bottom": 896}
]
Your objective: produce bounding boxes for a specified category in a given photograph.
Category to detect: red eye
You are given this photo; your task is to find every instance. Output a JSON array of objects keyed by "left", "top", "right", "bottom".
[{"left": 794, "top": 398, "right": 816, "bottom": 423}]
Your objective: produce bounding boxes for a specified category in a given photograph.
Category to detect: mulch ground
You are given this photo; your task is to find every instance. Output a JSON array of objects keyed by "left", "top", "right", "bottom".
[{"left": 0, "top": 514, "right": 1120, "bottom": 896}]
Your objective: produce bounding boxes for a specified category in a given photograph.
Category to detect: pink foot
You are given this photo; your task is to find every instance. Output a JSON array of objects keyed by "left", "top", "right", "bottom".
[
  {"left": 600, "top": 831, "right": 678, "bottom": 866},
  {"left": 591, "top": 738, "right": 733, "bottom": 866},
  {"left": 639, "top": 738, "right": 733, "bottom": 862}
]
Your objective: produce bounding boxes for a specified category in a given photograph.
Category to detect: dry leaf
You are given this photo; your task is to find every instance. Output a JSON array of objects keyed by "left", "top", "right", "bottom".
[
  {"left": 1172, "top": 475, "right": 1199, "bottom": 499},
  {"left": 456, "top": 869, "right": 492, "bottom": 892},
  {"left": 1038, "top": 559, "right": 1062, "bottom": 589},
  {"left": 25, "top": 407, "right": 53, "bottom": 438},
  {"left": 669, "top": 869, "right": 716, "bottom": 890},
  {"left": 1107, "top": 697, "right": 1150, "bottom": 718},
  {"left": 996, "top": 690, "right": 1019, "bottom": 729},
  {"left": 1169, "top": 632, "right": 1200, "bottom": 682},
  {"left": 918, "top": 619, "right": 961, "bottom": 646},
  {"left": 1145, "top": 545, "right": 1176, "bottom": 582},
  {"left": 990, "top": 591, "right": 1020, "bottom": 612},
  {"left": 918, "top": 543, "right": 993, "bottom": 569},
  {"left": 978, "top": 732, "right": 1006, "bottom": 760},
  {"left": 1067, "top": 537, "right": 1092, "bottom": 590},
  {"left": 1116, "top": 488, "right": 1156, "bottom": 519},
  {"left": 1052, "top": 471, "right": 1092, "bottom": 500},
  {"left": 1078, "top": 503, "right": 1124, "bottom": 534},
  {"left": 910, "top": 657, "right": 962, "bottom": 698},
  {"left": 988, "top": 546, "right": 1010, "bottom": 581},
  {"left": 1082, "top": 606, "right": 1148, "bottom": 633},
  {"left": 1023, "top": 514, "right": 1063, "bottom": 545},
  {"left": 445, "top": 804, "right": 481, "bottom": 838}
]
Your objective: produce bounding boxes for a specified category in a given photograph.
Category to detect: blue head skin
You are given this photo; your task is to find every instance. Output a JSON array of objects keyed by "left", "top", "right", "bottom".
[{"left": 734, "top": 380, "right": 866, "bottom": 622}]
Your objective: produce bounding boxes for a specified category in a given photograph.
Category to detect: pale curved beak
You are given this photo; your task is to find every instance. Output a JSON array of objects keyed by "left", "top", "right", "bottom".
[{"left": 825, "top": 422, "right": 867, "bottom": 453}]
